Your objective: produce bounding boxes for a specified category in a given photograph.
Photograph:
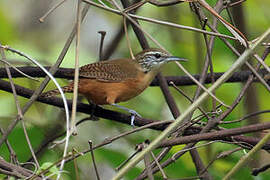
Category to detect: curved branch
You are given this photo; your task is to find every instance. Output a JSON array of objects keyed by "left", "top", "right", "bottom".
[{"left": 0, "top": 158, "right": 43, "bottom": 180}]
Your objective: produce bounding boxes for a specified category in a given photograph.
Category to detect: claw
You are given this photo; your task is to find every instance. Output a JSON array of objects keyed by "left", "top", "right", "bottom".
[
  {"left": 130, "top": 115, "right": 135, "bottom": 127},
  {"left": 128, "top": 109, "right": 141, "bottom": 127},
  {"left": 128, "top": 109, "right": 141, "bottom": 117},
  {"left": 112, "top": 103, "right": 141, "bottom": 126}
]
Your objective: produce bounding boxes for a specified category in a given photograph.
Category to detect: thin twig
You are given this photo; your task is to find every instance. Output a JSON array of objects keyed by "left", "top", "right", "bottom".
[
  {"left": 143, "top": 142, "right": 154, "bottom": 180},
  {"left": 97, "top": 0, "right": 108, "bottom": 7},
  {"left": 201, "top": 147, "right": 242, "bottom": 175},
  {"left": 115, "top": 148, "right": 141, "bottom": 171},
  {"left": 228, "top": 0, "right": 246, "bottom": 7},
  {"left": 109, "top": 0, "right": 165, "bottom": 50},
  {"left": 72, "top": 148, "right": 80, "bottom": 180},
  {"left": 200, "top": 9, "right": 270, "bottom": 92},
  {"left": 197, "top": 0, "right": 248, "bottom": 46},
  {"left": 253, "top": 53, "right": 270, "bottom": 73},
  {"left": 175, "top": 61, "right": 229, "bottom": 108},
  {"left": 0, "top": 44, "right": 42, "bottom": 172},
  {"left": 148, "top": 0, "right": 187, "bottom": 6},
  {"left": 82, "top": 0, "right": 237, "bottom": 40},
  {"left": 0, "top": 59, "right": 39, "bottom": 81},
  {"left": 169, "top": 81, "right": 209, "bottom": 118},
  {"left": 224, "top": 129, "right": 270, "bottom": 179},
  {"left": 123, "top": 0, "right": 146, "bottom": 12},
  {"left": 158, "top": 122, "right": 270, "bottom": 148},
  {"left": 97, "top": 120, "right": 173, "bottom": 149},
  {"left": 0, "top": 127, "right": 18, "bottom": 164},
  {"left": 123, "top": 17, "right": 134, "bottom": 59},
  {"left": 21, "top": 120, "right": 42, "bottom": 173},
  {"left": 98, "top": 31, "right": 106, "bottom": 61},
  {"left": 0, "top": 44, "right": 23, "bottom": 122},
  {"left": 88, "top": 141, "right": 100, "bottom": 180},
  {"left": 220, "top": 110, "right": 270, "bottom": 124},
  {"left": 70, "top": 0, "right": 82, "bottom": 137},
  {"left": 150, "top": 152, "right": 167, "bottom": 179},
  {"left": 224, "top": 2, "right": 236, "bottom": 27},
  {"left": 39, "top": 0, "right": 68, "bottom": 22},
  {"left": 29, "top": 152, "right": 75, "bottom": 180}
]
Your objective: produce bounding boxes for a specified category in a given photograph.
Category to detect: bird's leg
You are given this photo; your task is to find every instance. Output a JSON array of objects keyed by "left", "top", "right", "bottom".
[
  {"left": 89, "top": 103, "right": 99, "bottom": 121},
  {"left": 111, "top": 104, "right": 141, "bottom": 126},
  {"left": 86, "top": 100, "right": 99, "bottom": 121}
]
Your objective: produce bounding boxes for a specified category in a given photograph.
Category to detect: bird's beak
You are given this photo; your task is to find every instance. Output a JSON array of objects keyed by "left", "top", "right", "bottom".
[{"left": 165, "top": 56, "right": 187, "bottom": 62}]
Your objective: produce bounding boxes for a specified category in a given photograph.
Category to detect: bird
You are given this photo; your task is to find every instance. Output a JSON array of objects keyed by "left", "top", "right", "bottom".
[{"left": 41, "top": 48, "right": 186, "bottom": 125}]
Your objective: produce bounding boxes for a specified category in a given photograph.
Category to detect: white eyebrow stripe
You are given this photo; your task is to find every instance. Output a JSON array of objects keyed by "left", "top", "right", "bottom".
[{"left": 144, "top": 52, "right": 155, "bottom": 56}]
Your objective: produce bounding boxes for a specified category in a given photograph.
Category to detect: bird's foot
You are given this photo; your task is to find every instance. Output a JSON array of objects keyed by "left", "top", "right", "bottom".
[
  {"left": 111, "top": 103, "right": 141, "bottom": 127},
  {"left": 128, "top": 109, "right": 141, "bottom": 127},
  {"left": 89, "top": 114, "right": 99, "bottom": 121}
]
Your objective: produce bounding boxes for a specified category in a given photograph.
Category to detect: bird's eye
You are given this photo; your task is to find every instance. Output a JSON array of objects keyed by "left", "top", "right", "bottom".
[{"left": 154, "top": 53, "right": 161, "bottom": 58}]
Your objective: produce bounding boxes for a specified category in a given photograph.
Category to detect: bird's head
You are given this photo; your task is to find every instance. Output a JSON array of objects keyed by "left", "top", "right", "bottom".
[{"left": 135, "top": 48, "right": 187, "bottom": 73}]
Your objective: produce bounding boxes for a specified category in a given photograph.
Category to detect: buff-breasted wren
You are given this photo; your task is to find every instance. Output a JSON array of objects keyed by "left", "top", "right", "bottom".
[{"left": 41, "top": 48, "right": 186, "bottom": 125}]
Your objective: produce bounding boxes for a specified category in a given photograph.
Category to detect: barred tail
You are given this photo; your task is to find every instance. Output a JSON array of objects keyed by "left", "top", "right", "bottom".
[{"left": 40, "top": 85, "right": 73, "bottom": 98}]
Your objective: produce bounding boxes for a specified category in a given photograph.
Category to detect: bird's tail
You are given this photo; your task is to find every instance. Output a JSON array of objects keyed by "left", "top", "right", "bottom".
[{"left": 40, "top": 85, "right": 73, "bottom": 98}]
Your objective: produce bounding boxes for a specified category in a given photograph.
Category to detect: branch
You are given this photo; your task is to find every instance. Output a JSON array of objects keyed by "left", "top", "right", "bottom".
[
  {"left": 0, "top": 158, "right": 43, "bottom": 180},
  {"left": 0, "top": 79, "right": 167, "bottom": 131},
  {"left": 1, "top": 79, "right": 270, "bottom": 152},
  {"left": 158, "top": 123, "right": 270, "bottom": 149},
  {"left": 0, "top": 66, "right": 269, "bottom": 86}
]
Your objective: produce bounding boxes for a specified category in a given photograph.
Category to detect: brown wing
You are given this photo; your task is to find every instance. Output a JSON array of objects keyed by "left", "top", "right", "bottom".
[{"left": 78, "top": 59, "right": 139, "bottom": 82}]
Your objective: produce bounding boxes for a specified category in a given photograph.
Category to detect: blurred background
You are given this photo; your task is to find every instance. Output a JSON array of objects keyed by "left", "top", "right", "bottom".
[{"left": 0, "top": 0, "right": 270, "bottom": 179}]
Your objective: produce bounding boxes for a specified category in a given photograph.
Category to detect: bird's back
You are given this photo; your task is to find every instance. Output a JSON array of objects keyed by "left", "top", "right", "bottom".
[{"left": 78, "top": 59, "right": 140, "bottom": 82}]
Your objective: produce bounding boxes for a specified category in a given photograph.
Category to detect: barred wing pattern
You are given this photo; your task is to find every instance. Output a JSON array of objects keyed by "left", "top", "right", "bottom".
[{"left": 78, "top": 60, "right": 138, "bottom": 82}]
